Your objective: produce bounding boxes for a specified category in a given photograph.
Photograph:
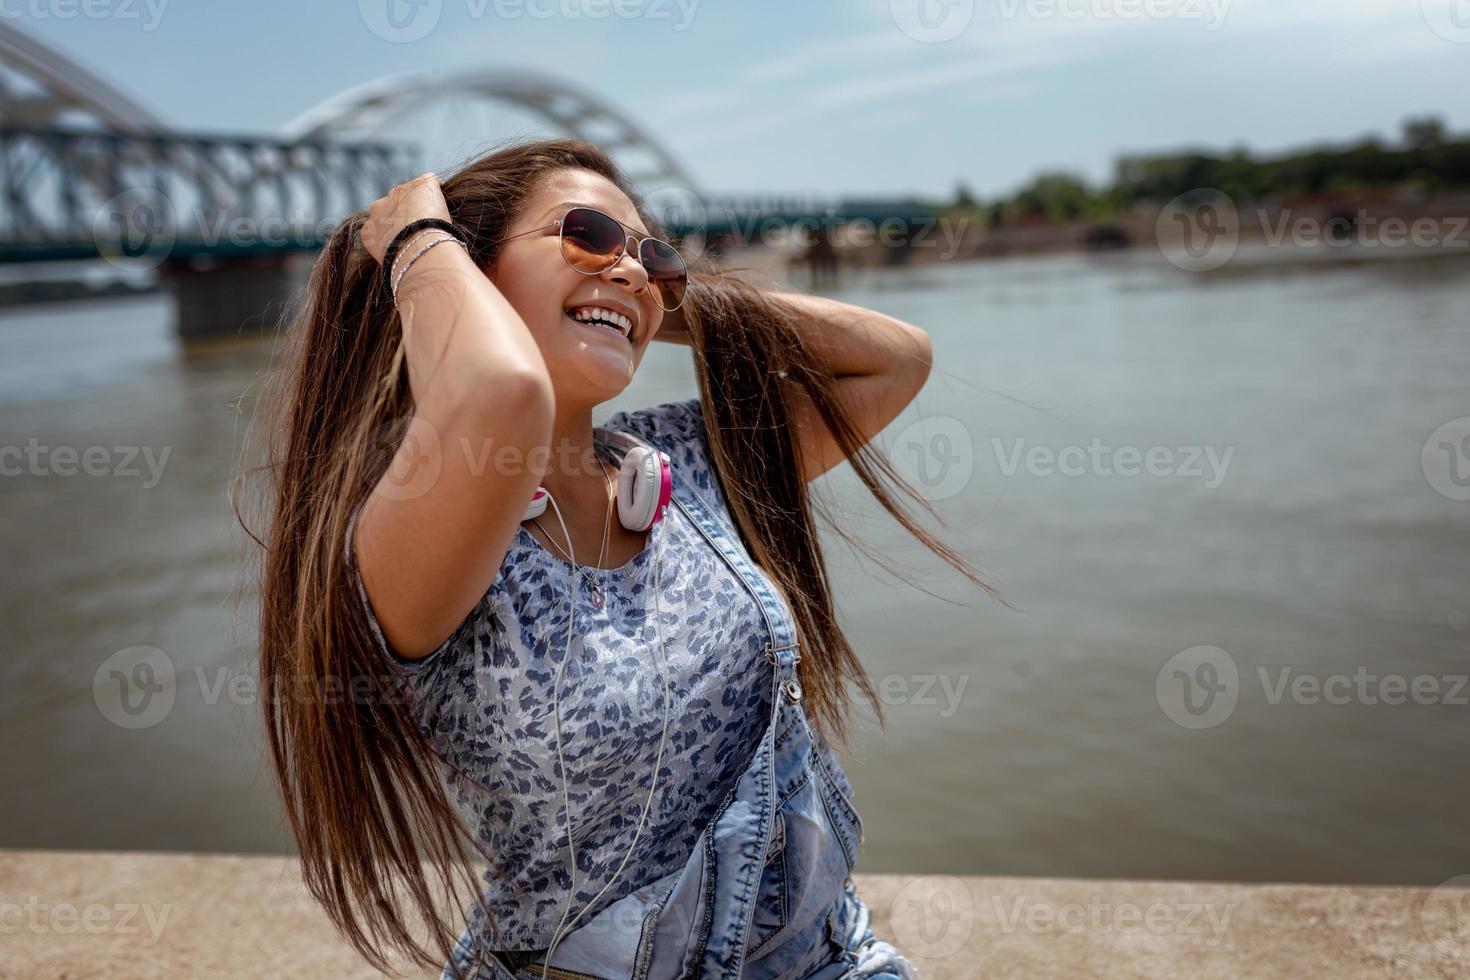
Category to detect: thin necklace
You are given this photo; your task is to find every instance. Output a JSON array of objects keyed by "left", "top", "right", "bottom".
[{"left": 531, "top": 453, "right": 615, "bottom": 608}]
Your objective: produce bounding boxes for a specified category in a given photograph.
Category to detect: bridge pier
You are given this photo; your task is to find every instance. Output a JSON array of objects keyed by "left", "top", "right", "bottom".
[{"left": 161, "top": 254, "right": 307, "bottom": 341}]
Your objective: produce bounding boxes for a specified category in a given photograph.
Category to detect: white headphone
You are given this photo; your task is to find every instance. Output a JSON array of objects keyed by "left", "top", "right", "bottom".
[
  {"left": 524, "top": 441, "right": 672, "bottom": 532},
  {"left": 533, "top": 431, "right": 673, "bottom": 980}
]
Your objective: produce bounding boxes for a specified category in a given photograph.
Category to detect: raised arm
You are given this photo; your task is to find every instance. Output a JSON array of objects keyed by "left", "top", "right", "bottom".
[
  {"left": 653, "top": 284, "right": 931, "bottom": 484},
  {"left": 766, "top": 290, "right": 932, "bottom": 483},
  {"left": 352, "top": 173, "right": 555, "bottom": 660}
]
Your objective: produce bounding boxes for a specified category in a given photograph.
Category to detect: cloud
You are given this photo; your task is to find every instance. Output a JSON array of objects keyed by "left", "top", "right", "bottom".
[{"left": 678, "top": 51, "right": 1059, "bottom": 149}]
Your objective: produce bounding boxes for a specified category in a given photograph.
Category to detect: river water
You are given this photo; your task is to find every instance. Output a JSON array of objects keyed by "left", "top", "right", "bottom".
[{"left": 2, "top": 247, "right": 1467, "bottom": 887}]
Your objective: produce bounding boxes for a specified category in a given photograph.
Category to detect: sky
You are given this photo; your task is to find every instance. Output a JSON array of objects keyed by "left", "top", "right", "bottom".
[{"left": 10, "top": 0, "right": 1470, "bottom": 200}]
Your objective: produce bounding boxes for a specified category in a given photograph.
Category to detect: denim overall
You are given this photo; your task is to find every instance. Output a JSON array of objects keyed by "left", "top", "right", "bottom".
[{"left": 440, "top": 426, "right": 908, "bottom": 980}]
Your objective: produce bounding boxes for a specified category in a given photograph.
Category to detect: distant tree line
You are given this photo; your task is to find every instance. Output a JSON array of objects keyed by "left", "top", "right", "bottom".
[{"left": 954, "top": 116, "right": 1470, "bottom": 225}]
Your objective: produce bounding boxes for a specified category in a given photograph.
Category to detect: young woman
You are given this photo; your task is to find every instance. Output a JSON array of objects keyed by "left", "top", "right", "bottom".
[{"left": 245, "top": 138, "right": 995, "bottom": 979}]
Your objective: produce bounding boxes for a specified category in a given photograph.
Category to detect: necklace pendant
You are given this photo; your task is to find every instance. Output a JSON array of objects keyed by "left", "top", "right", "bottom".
[{"left": 588, "top": 582, "right": 605, "bottom": 608}]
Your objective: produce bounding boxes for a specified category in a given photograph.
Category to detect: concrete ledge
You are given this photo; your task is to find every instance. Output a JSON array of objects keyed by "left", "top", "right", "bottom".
[{"left": 1, "top": 849, "right": 1466, "bottom": 978}]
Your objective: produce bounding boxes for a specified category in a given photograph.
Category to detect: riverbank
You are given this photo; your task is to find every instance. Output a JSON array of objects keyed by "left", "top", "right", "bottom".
[{"left": 1, "top": 849, "right": 1464, "bottom": 978}]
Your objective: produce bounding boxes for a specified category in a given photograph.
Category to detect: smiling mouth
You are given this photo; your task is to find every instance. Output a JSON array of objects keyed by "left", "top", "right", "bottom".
[{"left": 564, "top": 306, "right": 634, "bottom": 342}]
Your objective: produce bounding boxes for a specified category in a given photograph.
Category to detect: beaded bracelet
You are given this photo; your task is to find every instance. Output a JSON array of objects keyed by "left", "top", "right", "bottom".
[
  {"left": 381, "top": 218, "right": 469, "bottom": 296},
  {"left": 391, "top": 234, "right": 464, "bottom": 304}
]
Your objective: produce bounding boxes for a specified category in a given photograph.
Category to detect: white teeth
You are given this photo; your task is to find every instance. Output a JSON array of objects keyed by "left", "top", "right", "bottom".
[{"left": 566, "top": 306, "right": 633, "bottom": 337}]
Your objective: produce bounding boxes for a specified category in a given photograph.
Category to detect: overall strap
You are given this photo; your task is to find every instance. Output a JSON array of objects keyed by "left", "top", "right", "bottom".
[
  {"left": 598, "top": 424, "right": 800, "bottom": 977},
  {"left": 595, "top": 425, "right": 801, "bottom": 664}
]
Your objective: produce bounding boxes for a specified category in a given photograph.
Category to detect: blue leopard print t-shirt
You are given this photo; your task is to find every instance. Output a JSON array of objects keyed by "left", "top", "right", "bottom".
[{"left": 344, "top": 397, "right": 776, "bottom": 951}]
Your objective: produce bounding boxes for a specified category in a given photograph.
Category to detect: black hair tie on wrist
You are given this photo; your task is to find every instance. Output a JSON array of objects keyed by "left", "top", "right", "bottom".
[{"left": 382, "top": 218, "right": 470, "bottom": 296}]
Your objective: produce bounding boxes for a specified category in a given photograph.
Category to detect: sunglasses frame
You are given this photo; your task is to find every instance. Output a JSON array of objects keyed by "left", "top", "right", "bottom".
[{"left": 496, "top": 205, "right": 687, "bottom": 312}]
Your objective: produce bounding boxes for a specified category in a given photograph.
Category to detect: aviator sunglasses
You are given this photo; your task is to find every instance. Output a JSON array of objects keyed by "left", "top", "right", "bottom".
[{"left": 497, "top": 205, "right": 688, "bottom": 312}]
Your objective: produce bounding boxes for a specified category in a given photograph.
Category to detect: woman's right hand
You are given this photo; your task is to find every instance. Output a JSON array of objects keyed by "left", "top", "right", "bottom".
[{"left": 360, "top": 172, "right": 453, "bottom": 266}]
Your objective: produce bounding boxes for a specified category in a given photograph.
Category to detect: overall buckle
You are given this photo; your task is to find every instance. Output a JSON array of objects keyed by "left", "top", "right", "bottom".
[
  {"left": 764, "top": 644, "right": 803, "bottom": 702},
  {"left": 763, "top": 643, "right": 801, "bottom": 667}
]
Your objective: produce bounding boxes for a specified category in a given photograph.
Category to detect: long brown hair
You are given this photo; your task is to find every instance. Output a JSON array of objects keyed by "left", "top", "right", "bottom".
[{"left": 234, "top": 136, "right": 1001, "bottom": 977}]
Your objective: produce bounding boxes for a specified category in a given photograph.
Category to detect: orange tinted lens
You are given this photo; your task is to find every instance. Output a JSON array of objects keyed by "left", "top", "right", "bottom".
[
  {"left": 559, "top": 207, "right": 627, "bottom": 273},
  {"left": 639, "top": 238, "right": 687, "bottom": 311}
]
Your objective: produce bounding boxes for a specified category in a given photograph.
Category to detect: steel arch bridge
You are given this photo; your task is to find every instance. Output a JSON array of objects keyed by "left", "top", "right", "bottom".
[
  {"left": 0, "top": 27, "right": 712, "bottom": 265},
  {"left": 281, "top": 68, "right": 702, "bottom": 197},
  {"left": 0, "top": 22, "right": 930, "bottom": 259},
  {"left": 0, "top": 20, "right": 162, "bottom": 133},
  {"left": 0, "top": 24, "right": 932, "bottom": 334},
  {"left": 0, "top": 21, "right": 418, "bottom": 264}
]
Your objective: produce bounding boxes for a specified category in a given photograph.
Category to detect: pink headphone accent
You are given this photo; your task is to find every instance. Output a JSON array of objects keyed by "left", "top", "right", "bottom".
[{"left": 523, "top": 441, "right": 672, "bottom": 532}]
